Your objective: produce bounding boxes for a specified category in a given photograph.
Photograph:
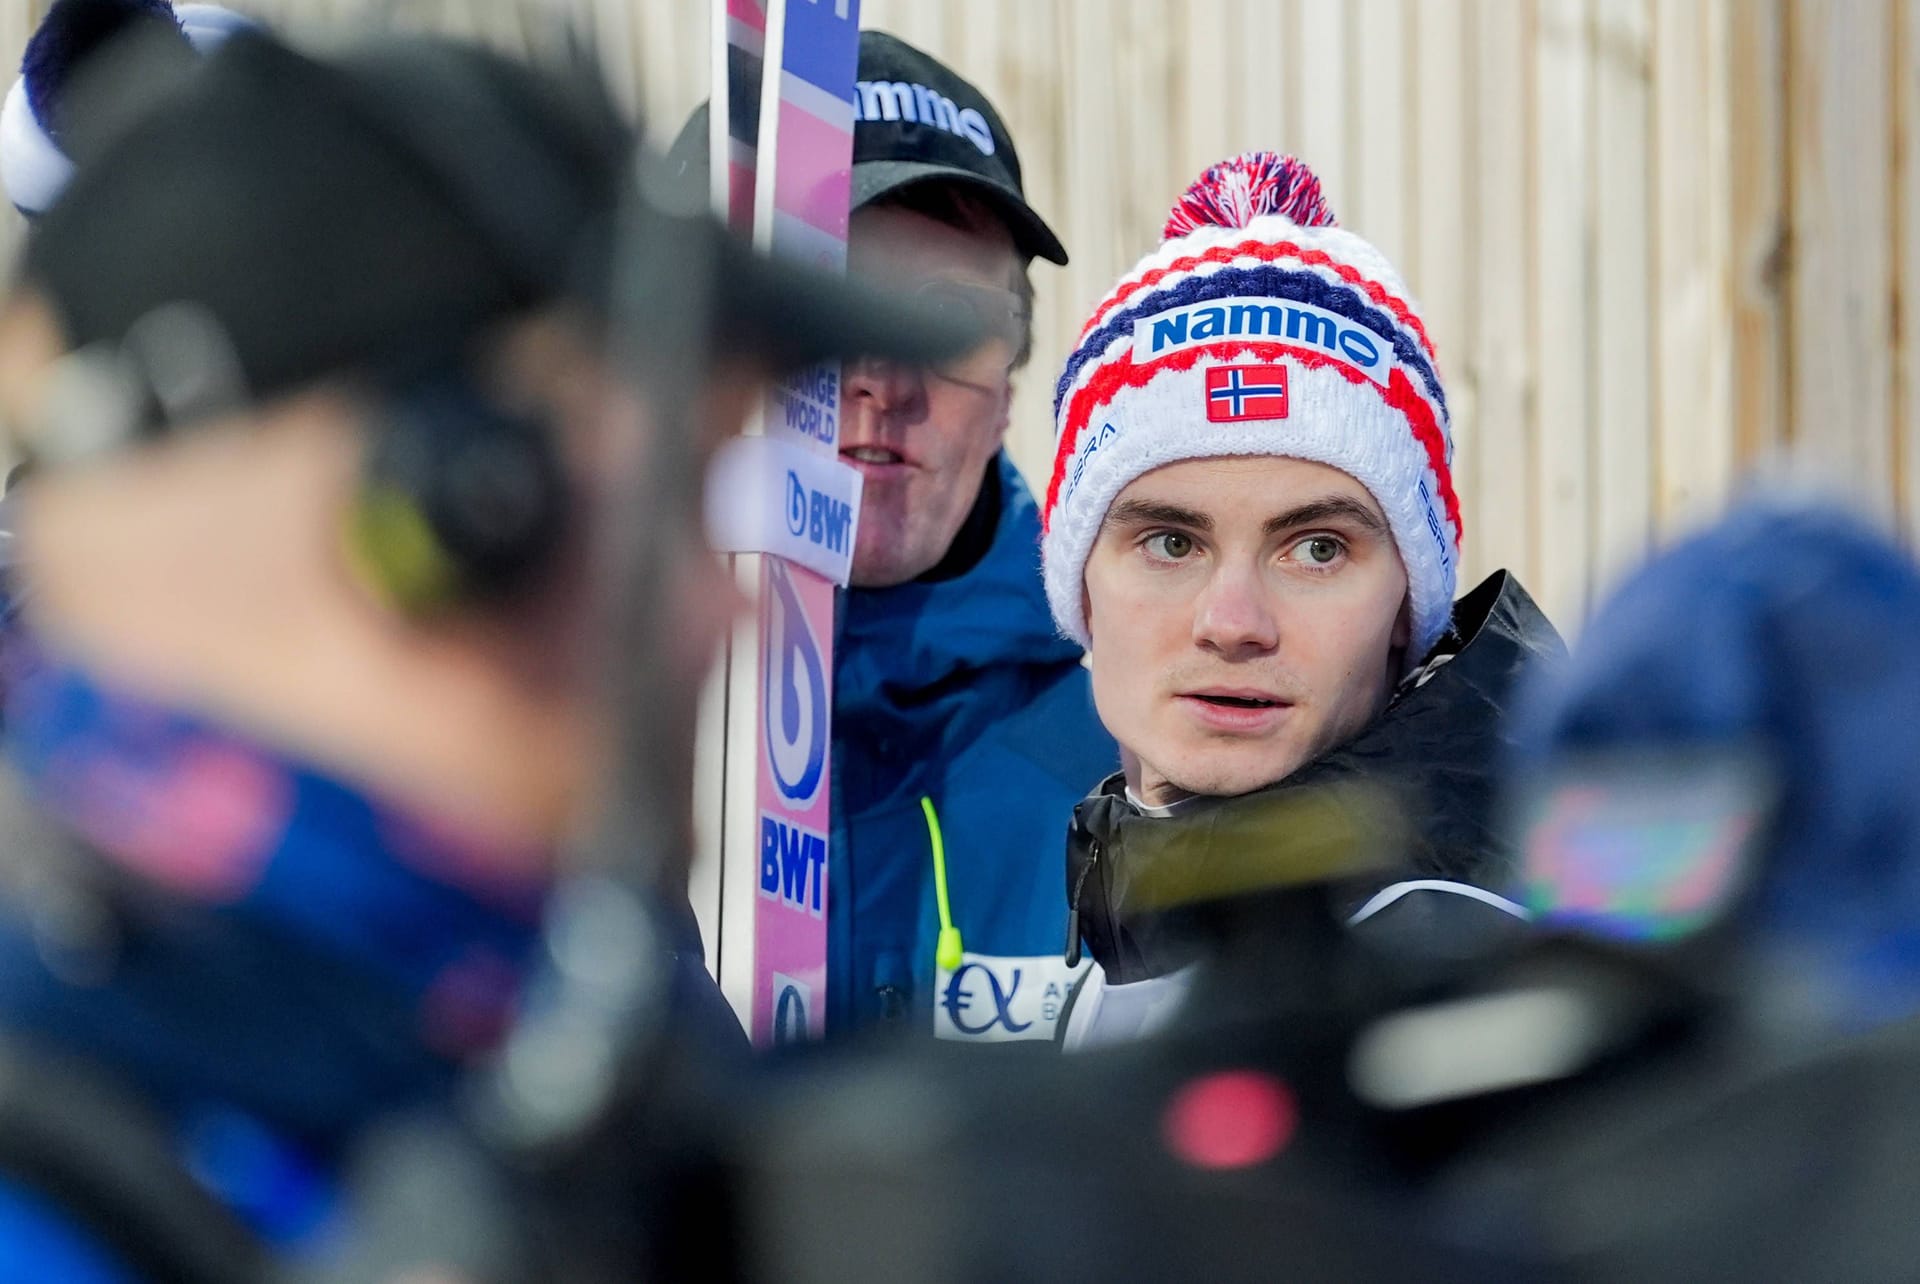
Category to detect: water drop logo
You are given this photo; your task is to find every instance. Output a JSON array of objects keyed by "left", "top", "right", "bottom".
[
  {"left": 785, "top": 470, "right": 807, "bottom": 537},
  {"left": 763, "top": 561, "right": 827, "bottom": 806}
]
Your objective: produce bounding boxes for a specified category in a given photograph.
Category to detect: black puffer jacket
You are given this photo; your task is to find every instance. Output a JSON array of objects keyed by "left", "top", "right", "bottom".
[{"left": 1065, "top": 571, "right": 1565, "bottom": 992}]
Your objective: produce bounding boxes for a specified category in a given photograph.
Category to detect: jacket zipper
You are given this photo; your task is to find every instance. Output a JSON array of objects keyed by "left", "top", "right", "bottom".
[{"left": 1063, "top": 838, "right": 1099, "bottom": 968}]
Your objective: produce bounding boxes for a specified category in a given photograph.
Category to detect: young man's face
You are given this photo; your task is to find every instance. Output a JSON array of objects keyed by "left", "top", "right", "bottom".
[
  {"left": 1083, "top": 456, "right": 1411, "bottom": 806},
  {"left": 842, "top": 202, "right": 1021, "bottom": 587}
]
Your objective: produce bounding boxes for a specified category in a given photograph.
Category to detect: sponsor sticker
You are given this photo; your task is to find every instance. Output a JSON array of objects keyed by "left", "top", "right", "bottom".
[
  {"left": 934, "top": 952, "right": 1090, "bottom": 1042},
  {"left": 1132, "top": 296, "right": 1395, "bottom": 387}
]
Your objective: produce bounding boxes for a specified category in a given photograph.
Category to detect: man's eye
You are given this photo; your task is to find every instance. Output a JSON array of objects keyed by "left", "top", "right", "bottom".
[
  {"left": 1294, "top": 535, "right": 1344, "bottom": 565},
  {"left": 1144, "top": 531, "right": 1194, "bottom": 560}
]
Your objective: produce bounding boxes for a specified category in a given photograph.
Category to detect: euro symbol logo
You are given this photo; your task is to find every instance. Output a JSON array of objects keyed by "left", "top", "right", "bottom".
[
  {"left": 940, "top": 963, "right": 1030, "bottom": 1036},
  {"left": 763, "top": 561, "right": 827, "bottom": 806},
  {"left": 785, "top": 470, "right": 807, "bottom": 537}
]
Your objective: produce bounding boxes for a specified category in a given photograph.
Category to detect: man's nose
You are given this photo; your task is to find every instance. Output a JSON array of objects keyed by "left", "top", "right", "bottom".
[
  {"left": 1192, "top": 562, "right": 1281, "bottom": 657},
  {"left": 842, "top": 355, "right": 927, "bottom": 420}
]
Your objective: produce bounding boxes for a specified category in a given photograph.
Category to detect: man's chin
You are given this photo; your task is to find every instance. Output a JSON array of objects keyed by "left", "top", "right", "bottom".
[
  {"left": 850, "top": 526, "right": 945, "bottom": 588},
  {"left": 1152, "top": 747, "right": 1311, "bottom": 802}
]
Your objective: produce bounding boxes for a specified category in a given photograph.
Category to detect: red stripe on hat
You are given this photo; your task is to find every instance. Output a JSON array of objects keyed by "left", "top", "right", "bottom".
[
  {"left": 1044, "top": 340, "right": 1461, "bottom": 548},
  {"left": 1077, "top": 239, "right": 1437, "bottom": 363}
]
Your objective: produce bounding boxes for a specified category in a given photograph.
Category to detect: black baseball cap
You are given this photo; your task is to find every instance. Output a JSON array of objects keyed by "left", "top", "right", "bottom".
[
  {"left": 667, "top": 30, "right": 1067, "bottom": 268},
  {"left": 849, "top": 31, "right": 1066, "bottom": 266},
  {"left": 20, "top": 28, "right": 979, "bottom": 413}
]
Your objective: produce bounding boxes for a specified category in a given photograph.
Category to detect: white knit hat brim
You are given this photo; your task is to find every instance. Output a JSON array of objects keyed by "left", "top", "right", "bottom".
[{"left": 0, "top": 78, "right": 73, "bottom": 215}]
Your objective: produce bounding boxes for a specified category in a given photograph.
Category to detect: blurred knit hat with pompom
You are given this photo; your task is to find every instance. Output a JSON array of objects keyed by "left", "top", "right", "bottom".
[
  {"left": 2, "top": 0, "right": 256, "bottom": 216},
  {"left": 1041, "top": 151, "right": 1461, "bottom": 661}
]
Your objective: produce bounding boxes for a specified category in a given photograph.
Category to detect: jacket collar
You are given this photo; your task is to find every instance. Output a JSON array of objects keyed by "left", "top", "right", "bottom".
[
  {"left": 837, "top": 452, "right": 1082, "bottom": 722},
  {"left": 1067, "top": 571, "right": 1564, "bottom": 983}
]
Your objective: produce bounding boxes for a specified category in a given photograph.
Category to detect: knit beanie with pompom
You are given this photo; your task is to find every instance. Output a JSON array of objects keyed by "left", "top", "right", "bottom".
[{"left": 1040, "top": 151, "right": 1461, "bottom": 662}]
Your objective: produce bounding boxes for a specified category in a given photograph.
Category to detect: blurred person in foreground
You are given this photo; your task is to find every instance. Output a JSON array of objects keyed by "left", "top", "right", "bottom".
[
  {"left": 0, "top": 25, "right": 964, "bottom": 1280},
  {"left": 676, "top": 31, "right": 1114, "bottom": 1040},
  {"left": 1259, "top": 492, "right": 1920, "bottom": 1280},
  {"left": 1043, "top": 152, "right": 1563, "bottom": 1048}
]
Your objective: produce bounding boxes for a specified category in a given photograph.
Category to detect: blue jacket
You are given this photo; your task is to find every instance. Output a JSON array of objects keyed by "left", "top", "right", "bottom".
[
  {"left": 829, "top": 453, "right": 1117, "bottom": 1038},
  {"left": 0, "top": 642, "right": 746, "bottom": 1280}
]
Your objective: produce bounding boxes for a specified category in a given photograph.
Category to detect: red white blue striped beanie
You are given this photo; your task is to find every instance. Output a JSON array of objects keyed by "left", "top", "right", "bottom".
[{"left": 1041, "top": 152, "right": 1461, "bottom": 662}]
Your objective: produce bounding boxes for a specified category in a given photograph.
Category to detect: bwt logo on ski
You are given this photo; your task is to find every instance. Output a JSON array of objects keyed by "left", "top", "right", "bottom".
[
  {"left": 852, "top": 81, "right": 995, "bottom": 156},
  {"left": 759, "top": 814, "right": 826, "bottom": 917},
  {"left": 763, "top": 561, "right": 827, "bottom": 806},
  {"left": 784, "top": 470, "right": 853, "bottom": 555},
  {"left": 1131, "top": 297, "right": 1394, "bottom": 387}
]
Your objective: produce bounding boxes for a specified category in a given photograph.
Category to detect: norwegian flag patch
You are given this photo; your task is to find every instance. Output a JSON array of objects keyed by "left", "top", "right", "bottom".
[{"left": 1205, "top": 364, "right": 1289, "bottom": 422}]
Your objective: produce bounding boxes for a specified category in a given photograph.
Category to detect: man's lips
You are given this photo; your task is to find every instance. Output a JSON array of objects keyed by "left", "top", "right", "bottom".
[
  {"left": 1175, "top": 688, "right": 1294, "bottom": 732},
  {"left": 840, "top": 444, "right": 915, "bottom": 473}
]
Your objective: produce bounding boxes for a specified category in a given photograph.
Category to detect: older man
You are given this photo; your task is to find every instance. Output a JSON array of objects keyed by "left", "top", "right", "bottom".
[
  {"left": 826, "top": 33, "right": 1116, "bottom": 1039},
  {"left": 1041, "top": 152, "right": 1563, "bottom": 1047},
  {"left": 677, "top": 32, "right": 1117, "bottom": 1038}
]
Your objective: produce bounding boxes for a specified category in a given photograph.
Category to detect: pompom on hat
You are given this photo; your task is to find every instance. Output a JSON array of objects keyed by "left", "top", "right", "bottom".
[
  {"left": 1, "top": 0, "right": 257, "bottom": 216},
  {"left": 1041, "top": 151, "right": 1462, "bottom": 663}
]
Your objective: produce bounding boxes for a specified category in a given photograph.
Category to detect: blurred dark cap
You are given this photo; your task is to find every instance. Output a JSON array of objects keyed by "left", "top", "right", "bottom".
[
  {"left": 20, "top": 27, "right": 977, "bottom": 410},
  {"left": 667, "top": 29, "right": 1067, "bottom": 267}
]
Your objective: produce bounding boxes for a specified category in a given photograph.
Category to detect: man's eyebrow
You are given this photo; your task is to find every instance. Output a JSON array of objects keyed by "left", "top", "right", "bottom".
[
  {"left": 1103, "top": 498, "right": 1213, "bottom": 532},
  {"left": 1263, "top": 496, "right": 1389, "bottom": 537}
]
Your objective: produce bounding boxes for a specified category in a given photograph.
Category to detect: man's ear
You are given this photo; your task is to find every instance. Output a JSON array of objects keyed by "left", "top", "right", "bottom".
[
  {"left": 992, "top": 378, "right": 1013, "bottom": 442},
  {"left": 1393, "top": 597, "right": 1412, "bottom": 651}
]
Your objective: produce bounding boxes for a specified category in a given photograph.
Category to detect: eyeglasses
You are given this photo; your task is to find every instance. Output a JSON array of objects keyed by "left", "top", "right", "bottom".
[{"left": 902, "top": 278, "right": 1029, "bottom": 392}]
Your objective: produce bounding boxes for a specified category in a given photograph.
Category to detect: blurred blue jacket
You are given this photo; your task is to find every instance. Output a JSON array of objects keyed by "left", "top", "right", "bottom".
[
  {"left": 0, "top": 642, "right": 745, "bottom": 1279},
  {"left": 829, "top": 453, "right": 1117, "bottom": 1036}
]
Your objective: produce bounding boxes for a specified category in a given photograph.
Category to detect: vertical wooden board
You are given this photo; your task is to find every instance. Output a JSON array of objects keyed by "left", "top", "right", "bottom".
[
  {"left": 1533, "top": 0, "right": 1594, "bottom": 627},
  {"left": 1471, "top": 0, "right": 1533, "bottom": 587},
  {"left": 1726, "top": 0, "right": 1788, "bottom": 468},
  {"left": 1232, "top": 0, "right": 1289, "bottom": 158},
  {"left": 1591, "top": 0, "right": 1655, "bottom": 588},
  {"left": 1700, "top": 0, "right": 1736, "bottom": 517},
  {"left": 632, "top": 0, "right": 692, "bottom": 141},
  {"left": 1898, "top": 0, "right": 1920, "bottom": 536},
  {"left": 1006, "top": 0, "right": 1121, "bottom": 485},
  {"left": 1347, "top": 0, "right": 1411, "bottom": 267},
  {"left": 862, "top": 0, "right": 940, "bottom": 51},
  {"left": 1117, "top": 0, "right": 1177, "bottom": 249},
  {"left": 1174, "top": 0, "right": 1236, "bottom": 180},
  {"left": 1057, "top": 0, "right": 1123, "bottom": 328},
  {"left": 587, "top": 0, "right": 641, "bottom": 125},
  {"left": 1410, "top": 2, "right": 1478, "bottom": 574},
  {"left": 1651, "top": 0, "right": 1722, "bottom": 527},
  {"left": 995, "top": 0, "right": 1073, "bottom": 487},
  {"left": 943, "top": 0, "right": 1001, "bottom": 91},
  {"left": 1295, "top": 0, "right": 1348, "bottom": 197},
  {"left": 1785, "top": 0, "right": 1894, "bottom": 515}
]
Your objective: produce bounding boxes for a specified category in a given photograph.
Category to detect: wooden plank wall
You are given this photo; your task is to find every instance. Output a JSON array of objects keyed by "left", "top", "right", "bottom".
[{"left": 0, "top": 0, "right": 1916, "bottom": 633}]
